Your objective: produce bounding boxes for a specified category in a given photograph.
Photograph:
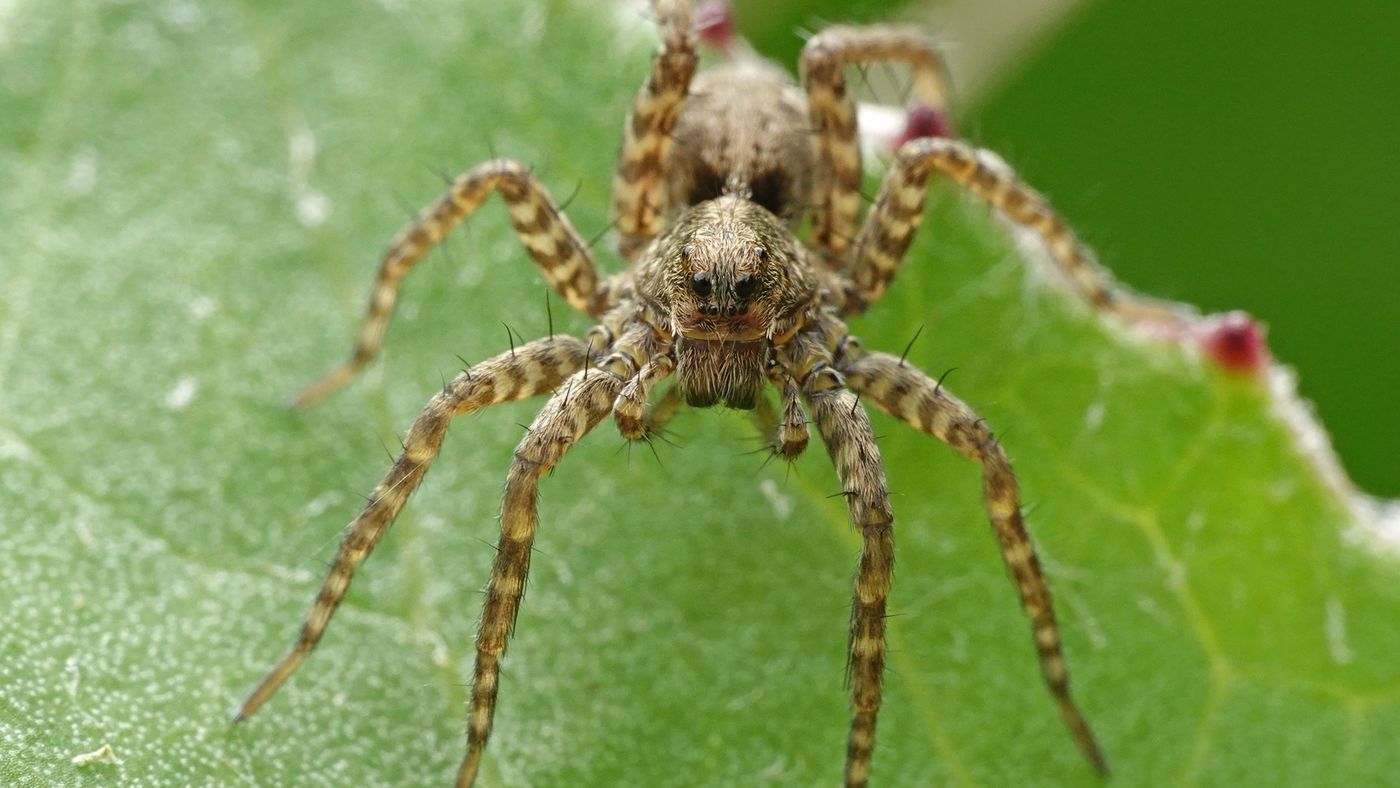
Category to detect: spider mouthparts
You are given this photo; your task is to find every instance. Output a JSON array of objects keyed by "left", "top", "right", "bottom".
[
  {"left": 675, "top": 336, "right": 766, "bottom": 409},
  {"left": 679, "top": 309, "right": 764, "bottom": 341}
]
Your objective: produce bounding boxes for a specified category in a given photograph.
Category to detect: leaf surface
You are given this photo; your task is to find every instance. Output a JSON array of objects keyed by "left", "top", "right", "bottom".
[{"left": 1, "top": 2, "right": 1396, "bottom": 786}]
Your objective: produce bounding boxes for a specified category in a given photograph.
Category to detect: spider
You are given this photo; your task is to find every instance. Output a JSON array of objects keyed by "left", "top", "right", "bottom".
[{"left": 235, "top": 2, "right": 1126, "bottom": 784}]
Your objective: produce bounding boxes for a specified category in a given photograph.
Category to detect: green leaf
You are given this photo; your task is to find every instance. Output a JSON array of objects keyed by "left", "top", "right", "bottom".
[{"left": 2, "top": 1, "right": 1396, "bottom": 786}]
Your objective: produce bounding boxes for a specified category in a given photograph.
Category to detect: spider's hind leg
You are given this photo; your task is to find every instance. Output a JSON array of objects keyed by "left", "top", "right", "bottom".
[
  {"left": 612, "top": 0, "right": 698, "bottom": 260},
  {"left": 800, "top": 24, "right": 953, "bottom": 259},
  {"left": 837, "top": 344, "right": 1108, "bottom": 773}
]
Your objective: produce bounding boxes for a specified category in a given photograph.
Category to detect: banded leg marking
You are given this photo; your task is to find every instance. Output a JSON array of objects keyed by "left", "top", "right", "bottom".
[
  {"left": 612, "top": 0, "right": 698, "bottom": 260},
  {"left": 457, "top": 368, "right": 626, "bottom": 787},
  {"left": 236, "top": 336, "right": 589, "bottom": 723},
  {"left": 294, "top": 160, "right": 603, "bottom": 408},
  {"left": 849, "top": 137, "right": 1166, "bottom": 321},
  {"left": 801, "top": 25, "right": 953, "bottom": 258},
  {"left": 801, "top": 364, "right": 896, "bottom": 788},
  {"left": 839, "top": 348, "right": 1108, "bottom": 773}
]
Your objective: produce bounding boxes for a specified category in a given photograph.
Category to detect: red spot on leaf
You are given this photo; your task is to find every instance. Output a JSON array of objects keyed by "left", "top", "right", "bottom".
[{"left": 1197, "top": 310, "right": 1269, "bottom": 375}]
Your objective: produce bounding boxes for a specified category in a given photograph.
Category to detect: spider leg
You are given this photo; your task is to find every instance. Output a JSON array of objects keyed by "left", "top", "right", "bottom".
[
  {"left": 235, "top": 335, "right": 588, "bottom": 722},
  {"left": 642, "top": 382, "right": 685, "bottom": 440},
  {"left": 750, "top": 394, "right": 779, "bottom": 450},
  {"left": 775, "top": 373, "right": 811, "bottom": 459},
  {"left": 801, "top": 25, "right": 953, "bottom": 258},
  {"left": 753, "top": 372, "right": 809, "bottom": 460},
  {"left": 612, "top": 0, "right": 697, "bottom": 260},
  {"left": 846, "top": 136, "right": 1174, "bottom": 323},
  {"left": 458, "top": 366, "right": 627, "bottom": 787},
  {"left": 614, "top": 354, "right": 676, "bottom": 439},
  {"left": 837, "top": 346, "right": 1108, "bottom": 773},
  {"left": 800, "top": 363, "right": 895, "bottom": 788},
  {"left": 292, "top": 161, "right": 606, "bottom": 408}
]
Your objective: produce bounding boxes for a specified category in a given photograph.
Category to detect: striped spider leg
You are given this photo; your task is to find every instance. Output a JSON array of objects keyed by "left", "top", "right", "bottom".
[
  {"left": 289, "top": 160, "right": 606, "bottom": 409},
  {"left": 794, "top": 15, "right": 1112, "bottom": 785},
  {"left": 800, "top": 22, "right": 955, "bottom": 260},
  {"left": 238, "top": 1, "right": 1124, "bottom": 784},
  {"left": 235, "top": 336, "right": 590, "bottom": 723},
  {"left": 612, "top": 0, "right": 698, "bottom": 261},
  {"left": 236, "top": 150, "right": 615, "bottom": 772},
  {"left": 836, "top": 343, "right": 1108, "bottom": 776}
]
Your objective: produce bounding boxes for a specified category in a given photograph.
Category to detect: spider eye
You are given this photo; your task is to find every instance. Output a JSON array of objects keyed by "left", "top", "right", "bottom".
[
  {"left": 690, "top": 271, "right": 712, "bottom": 297},
  {"left": 681, "top": 244, "right": 695, "bottom": 260},
  {"left": 734, "top": 273, "right": 757, "bottom": 300},
  {"left": 754, "top": 247, "right": 767, "bottom": 262}
]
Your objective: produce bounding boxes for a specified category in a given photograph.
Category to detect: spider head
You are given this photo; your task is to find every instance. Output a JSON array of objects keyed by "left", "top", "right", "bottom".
[
  {"left": 639, "top": 196, "right": 816, "bottom": 408},
  {"left": 642, "top": 196, "right": 816, "bottom": 339}
]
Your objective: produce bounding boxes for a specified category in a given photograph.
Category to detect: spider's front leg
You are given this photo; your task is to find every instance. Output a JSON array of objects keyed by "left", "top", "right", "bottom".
[
  {"left": 459, "top": 364, "right": 629, "bottom": 787},
  {"left": 801, "top": 363, "right": 895, "bottom": 788},
  {"left": 846, "top": 136, "right": 1175, "bottom": 322},
  {"left": 774, "top": 322, "right": 895, "bottom": 787},
  {"left": 235, "top": 335, "right": 588, "bottom": 722},
  {"left": 293, "top": 160, "right": 605, "bottom": 408},
  {"left": 612, "top": 0, "right": 697, "bottom": 260},
  {"left": 837, "top": 343, "right": 1108, "bottom": 773},
  {"left": 800, "top": 24, "right": 953, "bottom": 258}
]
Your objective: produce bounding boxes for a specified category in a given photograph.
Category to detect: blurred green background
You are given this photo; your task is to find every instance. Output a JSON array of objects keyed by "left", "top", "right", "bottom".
[{"left": 737, "top": 0, "right": 1399, "bottom": 497}]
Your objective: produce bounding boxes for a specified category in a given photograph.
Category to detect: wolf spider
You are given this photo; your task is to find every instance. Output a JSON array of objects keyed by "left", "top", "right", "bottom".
[{"left": 236, "top": 1, "right": 1121, "bottom": 784}]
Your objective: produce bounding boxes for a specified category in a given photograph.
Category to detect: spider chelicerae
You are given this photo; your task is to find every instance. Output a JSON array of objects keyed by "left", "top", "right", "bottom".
[{"left": 234, "top": 2, "right": 1135, "bottom": 784}]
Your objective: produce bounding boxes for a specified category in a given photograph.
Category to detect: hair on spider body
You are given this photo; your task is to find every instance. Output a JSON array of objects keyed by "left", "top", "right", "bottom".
[
  {"left": 665, "top": 58, "right": 816, "bottom": 224},
  {"left": 638, "top": 197, "right": 817, "bottom": 409},
  {"left": 242, "top": 1, "right": 1125, "bottom": 785}
]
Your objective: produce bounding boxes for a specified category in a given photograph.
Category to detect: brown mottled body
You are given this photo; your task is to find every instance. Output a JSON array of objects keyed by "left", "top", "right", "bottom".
[
  {"left": 666, "top": 60, "right": 815, "bottom": 225},
  {"left": 238, "top": 2, "right": 1125, "bottom": 785}
]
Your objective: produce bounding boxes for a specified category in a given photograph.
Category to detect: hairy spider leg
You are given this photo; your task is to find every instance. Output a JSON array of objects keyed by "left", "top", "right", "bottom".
[
  {"left": 642, "top": 380, "right": 686, "bottom": 438},
  {"left": 752, "top": 371, "right": 810, "bottom": 460},
  {"left": 458, "top": 367, "right": 628, "bottom": 788},
  {"left": 614, "top": 354, "right": 676, "bottom": 438},
  {"left": 849, "top": 136, "right": 1177, "bottom": 323},
  {"left": 800, "top": 25, "right": 953, "bottom": 259},
  {"left": 235, "top": 336, "right": 588, "bottom": 722},
  {"left": 804, "top": 366, "right": 895, "bottom": 788},
  {"left": 838, "top": 347, "right": 1109, "bottom": 774},
  {"left": 292, "top": 160, "right": 605, "bottom": 409},
  {"left": 612, "top": 0, "right": 698, "bottom": 261},
  {"left": 773, "top": 319, "right": 897, "bottom": 788}
]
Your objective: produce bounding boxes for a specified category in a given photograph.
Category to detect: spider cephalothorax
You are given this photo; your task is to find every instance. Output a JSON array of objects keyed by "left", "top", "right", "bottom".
[
  {"left": 639, "top": 197, "right": 818, "bottom": 407},
  {"left": 666, "top": 60, "right": 815, "bottom": 222},
  {"left": 238, "top": 2, "right": 1132, "bottom": 785}
]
